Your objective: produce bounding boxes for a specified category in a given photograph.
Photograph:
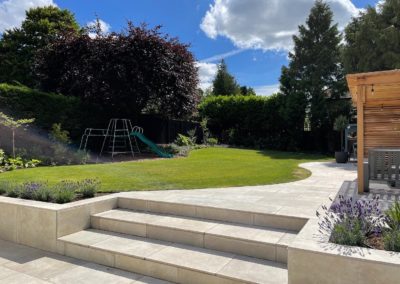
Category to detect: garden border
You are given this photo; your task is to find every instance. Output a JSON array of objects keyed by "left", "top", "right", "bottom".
[{"left": 288, "top": 195, "right": 400, "bottom": 284}]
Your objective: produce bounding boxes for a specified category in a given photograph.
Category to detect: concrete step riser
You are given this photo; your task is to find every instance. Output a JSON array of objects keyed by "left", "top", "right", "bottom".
[
  {"left": 91, "top": 215, "right": 287, "bottom": 263},
  {"left": 118, "top": 197, "right": 307, "bottom": 231},
  {"left": 61, "top": 241, "right": 248, "bottom": 284}
]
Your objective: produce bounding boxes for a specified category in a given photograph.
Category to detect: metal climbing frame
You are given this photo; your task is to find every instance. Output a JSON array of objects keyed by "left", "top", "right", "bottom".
[{"left": 79, "top": 119, "right": 141, "bottom": 158}]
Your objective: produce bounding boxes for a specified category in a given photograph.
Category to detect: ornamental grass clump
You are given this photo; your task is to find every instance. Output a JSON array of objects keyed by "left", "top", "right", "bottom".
[{"left": 317, "top": 195, "right": 385, "bottom": 247}]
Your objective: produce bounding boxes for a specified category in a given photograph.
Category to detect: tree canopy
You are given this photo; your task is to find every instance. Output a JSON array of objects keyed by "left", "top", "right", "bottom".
[
  {"left": 212, "top": 59, "right": 240, "bottom": 96},
  {"left": 280, "top": 0, "right": 349, "bottom": 142},
  {"left": 0, "top": 6, "right": 80, "bottom": 86},
  {"left": 35, "top": 22, "right": 199, "bottom": 119},
  {"left": 342, "top": 0, "right": 400, "bottom": 73}
]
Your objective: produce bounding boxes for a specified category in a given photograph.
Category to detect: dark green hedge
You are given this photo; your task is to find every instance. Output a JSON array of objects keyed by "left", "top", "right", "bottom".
[
  {"left": 0, "top": 83, "right": 86, "bottom": 137},
  {"left": 198, "top": 95, "right": 289, "bottom": 149}
]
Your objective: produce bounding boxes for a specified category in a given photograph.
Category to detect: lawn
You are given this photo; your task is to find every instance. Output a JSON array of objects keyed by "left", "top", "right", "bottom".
[{"left": 0, "top": 148, "right": 329, "bottom": 192}]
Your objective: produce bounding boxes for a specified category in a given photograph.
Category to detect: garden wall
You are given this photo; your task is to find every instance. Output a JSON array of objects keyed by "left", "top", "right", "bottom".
[
  {"left": 288, "top": 218, "right": 400, "bottom": 284},
  {"left": 0, "top": 195, "right": 117, "bottom": 253}
]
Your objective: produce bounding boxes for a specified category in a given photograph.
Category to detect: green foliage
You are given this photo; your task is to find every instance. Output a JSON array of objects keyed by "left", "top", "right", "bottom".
[
  {"left": 0, "top": 6, "right": 80, "bottom": 86},
  {"left": 50, "top": 123, "right": 71, "bottom": 144},
  {"left": 239, "top": 86, "right": 256, "bottom": 96},
  {"left": 200, "top": 118, "right": 210, "bottom": 144},
  {"left": 0, "top": 111, "right": 34, "bottom": 157},
  {"left": 77, "top": 179, "right": 100, "bottom": 198},
  {"left": 280, "top": 1, "right": 348, "bottom": 137},
  {"left": 386, "top": 201, "right": 400, "bottom": 230},
  {"left": 199, "top": 94, "right": 287, "bottom": 149},
  {"left": 330, "top": 218, "right": 366, "bottom": 246},
  {"left": 334, "top": 115, "right": 349, "bottom": 132},
  {"left": 0, "top": 83, "right": 84, "bottom": 132},
  {"left": 384, "top": 229, "right": 400, "bottom": 252},
  {"left": 212, "top": 59, "right": 240, "bottom": 96},
  {"left": 206, "top": 138, "right": 218, "bottom": 146},
  {"left": 4, "top": 183, "right": 20, "bottom": 198},
  {"left": 0, "top": 148, "right": 41, "bottom": 173},
  {"left": 175, "top": 134, "right": 195, "bottom": 147},
  {"left": 33, "top": 185, "right": 53, "bottom": 202},
  {"left": 342, "top": 0, "right": 400, "bottom": 73},
  {"left": 0, "top": 180, "right": 13, "bottom": 195},
  {"left": 52, "top": 181, "right": 77, "bottom": 204}
]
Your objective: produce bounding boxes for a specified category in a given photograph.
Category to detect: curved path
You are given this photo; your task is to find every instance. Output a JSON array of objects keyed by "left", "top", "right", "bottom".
[{"left": 120, "top": 161, "right": 357, "bottom": 219}]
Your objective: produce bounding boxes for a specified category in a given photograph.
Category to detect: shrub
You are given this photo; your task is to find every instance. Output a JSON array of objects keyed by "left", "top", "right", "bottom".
[
  {"left": 53, "top": 181, "right": 77, "bottom": 204},
  {"left": 175, "top": 134, "right": 194, "bottom": 147},
  {"left": 330, "top": 218, "right": 365, "bottom": 246},
  {"left": 317, "top": 195, "right": 385, "bottom": 246},
  {"left": 33, "top": 186, "right": 53, "bottom": 202},
  {"left": 4, "top": 183, "right": 20, "bottom": 198},
  {"left": 386, "top": 201, "right": 400, "bottom": 230},
  {"left": 384, "top": 229, "right": 400, "bottom": 252},
  {"left": 77, "top": 179, "right": 100, "bottom": 198},
  {"left": 206, "top": 138, "right": 218, "bottom": 146},
  {"left": 19, "top": 182, "right": 44, "bottom": 200},
  {"left": 0, "top": 180, "right": 13, "bottom": 195}
]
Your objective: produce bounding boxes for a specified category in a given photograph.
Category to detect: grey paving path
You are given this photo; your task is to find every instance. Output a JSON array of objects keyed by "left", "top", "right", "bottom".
[
  {"left": 119, "top": 162, "right": 357, "bottom": 219},
  {"left": 0, "top": 239, "right": 170, "bottom": 284}
]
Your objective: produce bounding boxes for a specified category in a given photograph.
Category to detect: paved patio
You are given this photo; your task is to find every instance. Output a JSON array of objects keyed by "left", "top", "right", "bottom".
[
  {"left": 0, "top": 239, "right": 170, "bottom": 284},
  {"left": 119, "top": 162, "right": 358, "bottom": 219}
]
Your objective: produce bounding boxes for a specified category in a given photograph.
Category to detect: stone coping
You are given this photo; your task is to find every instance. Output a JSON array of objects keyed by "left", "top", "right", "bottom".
[{"left": 290, "top": 217, "right": 400, "bottom": 266}]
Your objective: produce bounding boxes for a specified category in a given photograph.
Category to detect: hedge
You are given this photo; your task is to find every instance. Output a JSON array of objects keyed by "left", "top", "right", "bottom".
[
  {"left": 0, "top": 83, "right": 87, "bottom": 138},
  {"left": 198, "top": 95, "right": 289, "bottom": 149}
]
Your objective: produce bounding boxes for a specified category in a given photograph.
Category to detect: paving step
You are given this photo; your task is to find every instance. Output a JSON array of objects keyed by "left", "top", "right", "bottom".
[
  {"left": 91, "top": 209, "right": 296, "bottom": 263},
  {"left": 118, "top": 197, "right": 307, "bottom": 231},
  {"left": 58, "top": 229, "right": 288, "bottom": 284}
]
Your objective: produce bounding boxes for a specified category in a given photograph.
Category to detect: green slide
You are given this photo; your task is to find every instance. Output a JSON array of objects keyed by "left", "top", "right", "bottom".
[{"left": 131, "top": 131, "right": 173, "bottom": 158}]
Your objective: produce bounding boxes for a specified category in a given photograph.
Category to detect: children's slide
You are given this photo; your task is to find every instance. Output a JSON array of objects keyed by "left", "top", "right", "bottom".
[{"left": 131, "top": 131, "right": 173, "bottom": 158}]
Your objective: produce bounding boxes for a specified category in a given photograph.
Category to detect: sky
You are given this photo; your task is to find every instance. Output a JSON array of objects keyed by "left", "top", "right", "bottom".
[{"left": 0, "top": 0, "right": 380, "bottom": 95}]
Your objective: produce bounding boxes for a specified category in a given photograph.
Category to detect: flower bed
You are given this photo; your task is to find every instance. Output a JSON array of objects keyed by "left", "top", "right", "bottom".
[
  {"left": 0, "top": 179, "right": 100, "bottom": 204},
  {"left": 317, "top": 195, "right": 400, "bottom": 252}
]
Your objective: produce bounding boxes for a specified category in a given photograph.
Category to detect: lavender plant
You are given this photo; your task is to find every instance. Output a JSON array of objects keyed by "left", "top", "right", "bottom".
[
  {"left": 19, "top": 182, "right": 43, "bottom": 200},
  {"left": 317, "top": 195, "right": 385, "bottom": 246},
  {"left": 77, "top": 179, "right": 100, "bottom": 198},
  {"left": 53, "top": 180, "right": 77, "bottom": 204}
]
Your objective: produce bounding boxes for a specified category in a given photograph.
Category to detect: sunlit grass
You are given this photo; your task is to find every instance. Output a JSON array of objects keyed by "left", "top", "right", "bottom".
[{"left": 0, "top": 147, "right": 330, "bottom": 192}]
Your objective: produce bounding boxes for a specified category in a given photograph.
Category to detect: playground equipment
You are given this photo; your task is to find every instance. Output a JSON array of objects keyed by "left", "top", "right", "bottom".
[
  {"left": 79, "top": 119, "right": 140, "bottom": 158},
  {"left": 131, "top": 130, "right": 173, "bottom": 158},
  {"left": 79, "top": 118, "right": 173, "bottom": 158}
]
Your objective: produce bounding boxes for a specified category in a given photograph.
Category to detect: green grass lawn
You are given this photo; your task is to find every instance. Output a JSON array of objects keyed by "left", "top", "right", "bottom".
[{"left": 0, "top": 148, "right": 329, "bottom": 192}]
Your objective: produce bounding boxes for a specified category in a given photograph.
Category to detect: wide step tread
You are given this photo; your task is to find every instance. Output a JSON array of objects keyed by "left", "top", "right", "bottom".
[
  {"left": 92, "top": 209, "right": 296, "bottom": 263},
  {"left": 59, "top": 229, "right": 288, "bottom": 284}
]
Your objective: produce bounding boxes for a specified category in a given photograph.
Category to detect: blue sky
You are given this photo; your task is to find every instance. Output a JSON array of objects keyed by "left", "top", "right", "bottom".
[{"left": 1, "top": 0, "right": 379, "bottom": 95}]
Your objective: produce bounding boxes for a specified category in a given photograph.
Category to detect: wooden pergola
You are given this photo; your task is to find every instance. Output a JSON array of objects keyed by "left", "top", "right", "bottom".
[{"left": 346, "top": 69, "right": 400, "bottom": 193}]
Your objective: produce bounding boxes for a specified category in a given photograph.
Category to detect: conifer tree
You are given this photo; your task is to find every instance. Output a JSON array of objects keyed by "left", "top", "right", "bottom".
[{"left": 212, "top": 59, "right": 240, "bottom": 96}]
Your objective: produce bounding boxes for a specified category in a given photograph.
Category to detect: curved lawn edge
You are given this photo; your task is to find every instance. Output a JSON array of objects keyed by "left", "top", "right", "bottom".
[{"left": 0, "top": 148, "right": 330, "bottom": 192}]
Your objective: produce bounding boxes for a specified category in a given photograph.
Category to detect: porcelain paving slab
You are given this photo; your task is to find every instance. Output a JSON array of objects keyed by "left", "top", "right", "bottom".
[
  {"left": 218, "top": 255, "right": 288, "bottom": 284},
  {"left": 0, "top": 239, "right": 170, "bottom": 284},
  {"left": 118, "top": 162, "right": 357, "bottom": 220}
]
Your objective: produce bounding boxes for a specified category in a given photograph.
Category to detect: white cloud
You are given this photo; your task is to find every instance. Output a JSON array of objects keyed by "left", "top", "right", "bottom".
[
  {"left": 196, "top": 61, "right": 218, "bottom": 90},
  {"left": 201, "top": 0, "right": 359, "bottom": 51},
  {"left": 254, "top": 84, "right": 280, "bottom": 96},
  {"left": 87, "top": 19, "right": 111, "bottom": 38},
  {"left": 0, "top": 0, "right": 56, "bottom": 33}
]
